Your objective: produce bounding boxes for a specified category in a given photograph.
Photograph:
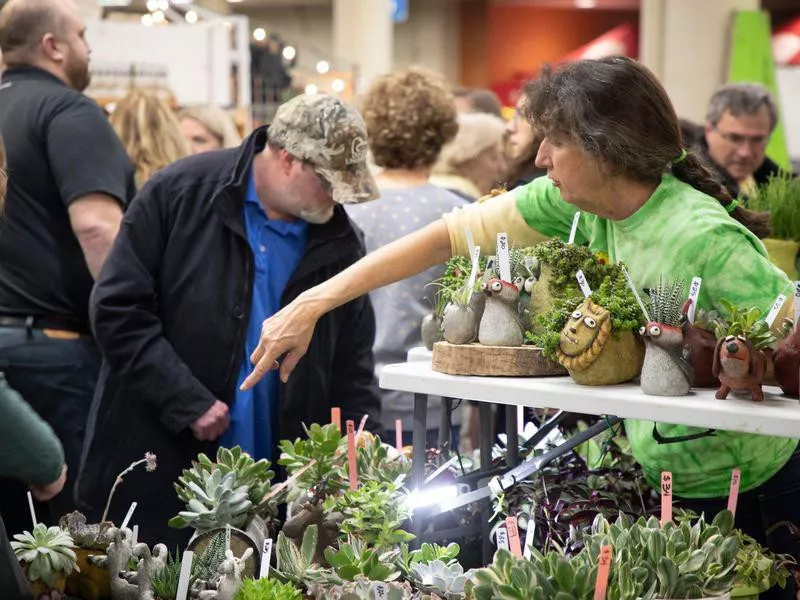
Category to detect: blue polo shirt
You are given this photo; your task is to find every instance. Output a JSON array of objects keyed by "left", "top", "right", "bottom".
[{"left": 220, "top": 172, "right": 308, "bottom": 460}]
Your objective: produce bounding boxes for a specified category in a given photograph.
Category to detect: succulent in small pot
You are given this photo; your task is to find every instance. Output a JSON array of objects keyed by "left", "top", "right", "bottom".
[
  {"left": 410, "top": 558, "right": 471, "bottom": 598},
  {"left": 12, "top": 523, "right": 79, "bottom": 595},
  {"left": 234, "top": 577, "right": 303, "bottom": 600}
]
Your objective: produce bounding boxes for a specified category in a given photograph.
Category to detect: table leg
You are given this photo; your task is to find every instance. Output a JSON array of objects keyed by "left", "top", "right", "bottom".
[
  {"left": 412, "top": 393, "right": 428, "bottom": 491},
  {"left": 479, "top": 403, "right": 492, "bottom": 470},
  {"left": 505, "top": 405, "right": 519, "bottom": 468},
  {"left": 439, "top": 397, "right": 453, "bottom": 450}
]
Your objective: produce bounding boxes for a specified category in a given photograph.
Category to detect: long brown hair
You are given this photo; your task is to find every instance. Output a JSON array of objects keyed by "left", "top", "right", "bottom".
[{"left": 523, "top": 57, "right": 770, "bottom": 238}]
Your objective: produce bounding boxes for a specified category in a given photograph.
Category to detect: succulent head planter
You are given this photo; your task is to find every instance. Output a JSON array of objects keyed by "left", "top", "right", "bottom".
[
  {"left": 12, "top": 523, "right": 79, "bottom": 596},
  {"left": 640, "top": 280, "right": 694, "bottom": 396}
]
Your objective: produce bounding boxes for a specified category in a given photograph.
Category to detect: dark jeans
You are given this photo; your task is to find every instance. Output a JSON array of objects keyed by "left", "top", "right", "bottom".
[
  {"left": 677, "top": 444, "right": 800, "bottom": 600},
  {"left": 0, "top": 327, "right": 99, "bottom": 534}
]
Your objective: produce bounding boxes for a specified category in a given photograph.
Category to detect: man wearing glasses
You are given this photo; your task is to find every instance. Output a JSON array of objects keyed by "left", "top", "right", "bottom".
[{"left": 695, "top": 83, "right": 785, "bottom": 200}]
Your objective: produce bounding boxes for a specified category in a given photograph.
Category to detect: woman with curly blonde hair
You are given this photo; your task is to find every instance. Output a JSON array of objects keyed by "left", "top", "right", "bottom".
[
  {"left": 110, "top": 91, "right": 188, "bottom": 187},
  {"left": 346, "top": 66, "right": 466, "bottom": 447}
]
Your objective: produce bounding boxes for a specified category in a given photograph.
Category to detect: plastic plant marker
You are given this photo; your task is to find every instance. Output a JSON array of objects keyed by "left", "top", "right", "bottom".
[
  {"left": 594, "top": 544, "right": 613, "bottom": 600},
  {"left": 568, "top": 211, "right": 581, "bottom": 245},
  {"left": 176, "top": 550, "right": 194, "bottom": 600},
  {"left": 794, "top": 282, "right": 800, "bottom": 329},
  {"left": 132, "top": 525, "right": 139, "bottom": 546},
  {"left": 765, "top": 293, "right": 787, "bottom": 327},
  {"left": 687, "top": 277, "right": 702, "bottom": 323},
  {"left": 347, "top": 420, "right": 358, "bottom": 490},
  {"left": 497, "top": 232, "right": 511, "bottom": 283},
  {"left": 356, "top": 414, "right": 369, "bottom": 437},
  {"left": 120, "top": 501, "right": 137, "bottom": 530},
  {"left": 523, "top": 501, "right": 536, "bottom": 559},
  {"left": 465, "top": 227, "right": 476, "bottom": 259},
  {"left": 26, "top": 491, "right": 36, "bottom": 528},
  {"left": 621, "top": 265, "right": 652, "bottom": 322},
  {"left": 661, "top": 471, "right": 673, "bottom": 527},
  {"left": 496, "top": 526, "right": 510, "bottom": 550},
  {"left": 395, "top": 419, "right": 403, "bottom": 451},
  {"left": 576, "top": 270, "right": 592, "bottom": 298},
  {"left": 225, "top": 524, "right": 231, "bottom": 551},
  {"left": 258, "top": 538, "right": 273, "bottom": 579},
  {"left": 517, "top": 406, "right": 524, "bottom": 435},
  {"left": 331, "top": 407, "right": 341, "bottom": 432},
  {"left": 506, "top": 516, "right": 522, "bottom": 557},
  {"left": 466, "top": 245, "right": 482, "bottom": 303},
  {"left": 374, "top": 582, "right": 387, "bottom": 599},
  {"left": 727, "top": 468, "right": 741, "bottom": 518}
]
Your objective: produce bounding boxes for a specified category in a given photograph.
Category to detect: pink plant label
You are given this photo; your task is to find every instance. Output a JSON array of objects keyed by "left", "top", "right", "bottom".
[
  {"left": 395, "top": 419, "right": 403, "bottom": 451},
  {"left": 506, "top": 516, "right": 523, "bottom": 557},
  {"left": 594, "top": 545, "right": 613, "bottom": 600},
  {"left": 347, "top": 420, "right": 358, "bottom": 491},
  {"left": 727, "top": 468, "right": 741, "bottom": 517},
  {"left": 660, "top": 471, "right": 673, "bottom": 527},
  {"left": 331, "top": 407, "right": 341, "bottom": 432}
]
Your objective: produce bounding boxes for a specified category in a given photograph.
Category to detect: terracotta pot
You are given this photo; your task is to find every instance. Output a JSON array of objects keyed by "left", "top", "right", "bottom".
[
  {"left": 65, "top": 547, "right": 111, "bottom": 600},
  {"left": 763, "top": 238, "right": 799, "bottom": 281},
  {"left": 568, "top": 330, "right": 645, "bottom": 386},
  {"left": 29, "top": 572, "right": 67, "bottom": 596}
]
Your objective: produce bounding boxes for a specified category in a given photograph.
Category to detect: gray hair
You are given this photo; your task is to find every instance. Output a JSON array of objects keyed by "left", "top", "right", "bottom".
[{"left": 705, "top": 83, "right": 778, "bottom": 131}]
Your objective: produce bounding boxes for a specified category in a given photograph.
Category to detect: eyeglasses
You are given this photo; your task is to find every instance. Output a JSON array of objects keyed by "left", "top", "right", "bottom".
[{"left": 714, "top": 128, "right": 770, "bottom": 149}]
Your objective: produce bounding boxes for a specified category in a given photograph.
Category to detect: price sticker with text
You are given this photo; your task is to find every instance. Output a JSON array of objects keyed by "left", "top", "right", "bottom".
[
  {"left": 374, "top": 582, "right": 387, "bottom": 599},
  {"left": 496, "top": 233, "right": 511, "bottom": 283},
  {"left": 576, "top": 270, "right": 592, "bottom": 298},
  {"left": 568, "top": 211, "right": 581, "bottom": 245},
  {"left": 506, "top": 516, "right": 523, "bottom": 557},
  {"left": 727, "top": 468, "right": 741, "bottom": 518},
  {"left": 660, "top": 471, "right": 673, "bottom": 527},
  {"left": 496, "top": 526, "right": 510, "bottom": 551},
  {"left": 259, "top": 538, "right": 273, "bottom": 579},
  {"left": 687, "top": 277, "right": 702, "bottom": 323}
]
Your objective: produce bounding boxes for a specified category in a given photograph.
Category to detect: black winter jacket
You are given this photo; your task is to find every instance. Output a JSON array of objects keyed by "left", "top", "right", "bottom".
[{"left": 76, "top": 128, "right": 381, "bottom": 547}]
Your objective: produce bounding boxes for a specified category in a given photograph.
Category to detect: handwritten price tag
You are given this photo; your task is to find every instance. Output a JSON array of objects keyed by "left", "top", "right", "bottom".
[
  {"left": 497, "top": 233, "right": 511, "bottom": 283},
  {"left": 225, "top": 524, "right": 232, "bottom": 551},
  {"left": 568, "top": 211, "right": 581, "bottom": 245},
  {"left": 727, "top": 468, "right": 741, "bottom": 518},
  {"left": 523, "top": 508, "right": 536, "bottom": 559},
  {"left": 331, "top": 407, "right": 341, "bottom": 432},
  {"left": 496, "top": 526, "right": 510, "bottom": 551},
  {"left": 660, "top": 471, "right": 673, "bottom": 527},
  {"left": 259, "top": 538, "right": 273, "bottom": 579},
  {"left": 347, "top": 420, "right": 358, "bottom": 491},
  {"left": 374, "top": 582, "right": 387, "bottom": 599},
  {"left": 794, "top": 282, "right": 800, "bottom": 329},
  {"left": 687, "top": 277, "right": 702, "bottom": 323},
  {"left": 594, "top": 545, "right": 613, "bottom": 600},
  {"left": 765, "top": 294, "right": 787, "bottom": 327},
  {"left": 576, "top": 270, "right": 592, "bottom": 297},
  {"left": 395, "top": 419, "right": 403, "bottom": 451},
  {"left": 506, "top": 516, "right": 522, "bottom": 557}
]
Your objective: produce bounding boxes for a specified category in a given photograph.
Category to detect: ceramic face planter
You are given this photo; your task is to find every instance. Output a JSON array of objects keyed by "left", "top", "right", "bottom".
[
  {"left": 640, "top": 322, "right": 693, "bottom": 396},
  {"left": 478, "top": 279, "right": 523, "bottom": 347},
  {"left": 555, "top": 298, "right": 644, "bottom": 385},
  {"left": 712, "top": 335, "right": 768, "bottom": 402}
]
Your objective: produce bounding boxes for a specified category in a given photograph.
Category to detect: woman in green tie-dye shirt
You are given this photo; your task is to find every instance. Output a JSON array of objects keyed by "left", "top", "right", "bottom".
[{"left": 241, "top": 58, "right": 799, "bottom": 582}]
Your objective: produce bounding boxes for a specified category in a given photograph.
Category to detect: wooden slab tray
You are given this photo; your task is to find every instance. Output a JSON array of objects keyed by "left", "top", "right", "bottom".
[{"left": 432, "top": 341, "right": 568, "bottom": 377}]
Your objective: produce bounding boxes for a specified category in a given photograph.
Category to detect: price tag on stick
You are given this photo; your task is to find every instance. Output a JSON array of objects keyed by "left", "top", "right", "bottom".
[
  {"left": 594, "top": 545, "right": 613, "bottom": 600},
  {"left": 258, "top": 538, "right": 273, "bottom": 579},
  {"left": 374, "top": 582, "right": 388, "bottom": 599},
  {"left": 496, "top": 233, "right": 511, "bottom": 283},
  {"left": 765, "top": 293, "right": 787, "bottom": 327},
  {"left": 687, "top": 277, "right": 702, "bottom": 323},
  {"left": 568, "top": 211, "right": 581, "bottom": 245},
  {"left": 331, "top": 407, "right": 341, "bottom": 432},
  {"left": 660, "top": 471, "right": 673, "bottom": 527},
  {"left": 395, "top": 419, "right": 403, "bottom": 451},
  {"left": 225, "top": 524, "right": 232, "bottom": 551},
  {"left": 506, "top": 516, "right": 523, "bottom": 557},
  {"left": 576, "top": 270, "right": 592, "bottom": 298},
  {"left": 120, "top": 502, "right": 137, "bottom": 530},
  {"left": 176, "top": 550, "right": 194, "bottom": 600},
  {"left": 495, "top": 526, "right": 510, "bottom": 551},
  {"left": 26, "top": 491, "right": 36, "bottom": 528},
  {"left": 727, "top": 468, "right": 741, "bottom": 518},
  {"left": 523, "top": 502, "right": 537, "bottom": 559},
  {"left": 465, "top": 227, "right": 476, "bottom": 259},
  {"left": 346, "top": 420, "right": 358, "bottom": 491},
  {"left": 466, "top": 245, "right": 482, "bottom": 303},
  {"left": 132, "top": 525, "right": 139, "bottom": 547},
  {"left": 794, "top": 281, "right": 800, "bottom": 329}
]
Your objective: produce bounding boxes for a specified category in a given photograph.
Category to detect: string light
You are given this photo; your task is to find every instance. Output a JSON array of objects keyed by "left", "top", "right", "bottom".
[
  {"left": 141, "top": 13, "right": 153, "bottom": 26},
  {"left": 332, "top": 79, "right": 345, "bottom": 93},
  {"left": 145, "top": 0, "right": 158, "bottom": 11},
  {"left": 316, "top": 60, "right": 330, "bottom": 74},
  {"left": 305, "top": 84, "right": 318, "bottom": 95},
  {"left": 184, "top": 10, "right": 198, "bottom": 24},
  {"left": 253, "top": 28, "right": 267, "bottom": 41},
  {"left": 282, "top": 46, "right": 296, "bottom": 61}
]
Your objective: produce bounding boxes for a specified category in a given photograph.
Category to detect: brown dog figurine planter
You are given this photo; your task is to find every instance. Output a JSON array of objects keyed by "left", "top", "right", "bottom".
[{"left": 712, "top": 335, "right": 767, "bottom": 402}]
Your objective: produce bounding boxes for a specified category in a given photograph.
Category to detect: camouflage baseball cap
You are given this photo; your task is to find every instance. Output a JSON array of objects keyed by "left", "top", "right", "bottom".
[{"left": 269, "top": 93, "right": 379, "bottom": 205}]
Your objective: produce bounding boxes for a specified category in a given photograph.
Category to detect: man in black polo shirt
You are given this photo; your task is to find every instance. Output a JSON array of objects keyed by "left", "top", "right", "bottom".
[{"left": 0, "top": 0, "right": 135, "bottom": 531}]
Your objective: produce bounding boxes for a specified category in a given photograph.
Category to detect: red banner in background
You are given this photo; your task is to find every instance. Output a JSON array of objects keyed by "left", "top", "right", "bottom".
[{"left": 773, "top": 16, "right": 800, "bottom": 66}]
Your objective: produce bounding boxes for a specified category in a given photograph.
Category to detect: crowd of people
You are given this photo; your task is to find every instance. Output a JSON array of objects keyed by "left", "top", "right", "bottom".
[{"left": 0, "top": 0, "right": 797, "bottom": 598}]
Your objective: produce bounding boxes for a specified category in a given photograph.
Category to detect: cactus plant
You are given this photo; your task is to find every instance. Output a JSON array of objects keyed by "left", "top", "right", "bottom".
[
  {"left": 11, "top": 524, "right": 79, "bottom": 589},
  {"left": 275, "top": 524, "right": 338, "bottom": 588}
]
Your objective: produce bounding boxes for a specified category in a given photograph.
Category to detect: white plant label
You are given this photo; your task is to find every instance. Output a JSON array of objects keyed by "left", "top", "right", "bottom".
[
  {"left": 523, "top": 513, "right": 536, "bottom": 559},
  {"left": 576, "top": 270, "right": 592, "bottom": 297},
  {"left": 794, "top": 281, "right": 800, "bottom": 329},
  {"left": 517, "top": 406, "right": 524, "bottom": 435},
  {"left": 258, "top": 538, "right": 273, "bottom": 579},
  {"left": 687, "top": 277, "right": 702, "bottom": 323},
  {"left": 466, "top": 245, "right": 482, "bottom": 301},
  {"left": 765, "top": 294, "right": 787, "bottom": 327},
  {"left": 374, "top": 582, "right": 388, "bottom": 599},
  {"left": 497, "top": 233, "right": 511, "bottom": 282},
  {"left": 621, "top": 265, "right": 651, "bottom": 323},
  {"left": 225, "top": 524, "right": 232, "bottom": 551},
  {"left": 176, "top": 550, "right": 194, "bottom": 600},
  {"left": 132, "top": 525, "right": 139, "bottom": 546},
  {"left": 496, "top": 526, "right": 510, "bottom": 551},
  {"left": 465, "top": 227, "right": 476, "bottom": 258},
  {"left": 120, "top": 502, "right": 137, "bottom": 530},
  {"left": 568, "top": 211, "right": 581, "bottom": 245},
  {"left": 26, "top": 491, "right": 36, "bottom": 528}
]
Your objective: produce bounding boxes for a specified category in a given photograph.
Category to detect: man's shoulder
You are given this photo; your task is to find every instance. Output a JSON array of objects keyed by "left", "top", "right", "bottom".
[{"left": 148, "top": 148, "right": 240, "bottom": 195}]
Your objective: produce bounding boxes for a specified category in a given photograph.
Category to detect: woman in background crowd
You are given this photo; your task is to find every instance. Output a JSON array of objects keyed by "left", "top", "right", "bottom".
[
  {"left": 346, "top": 67, "right": 465, "bottom": 448},
  {"left": 430, "top": 112, "right": 508, "bottom": 201},
  {"left": 502, "top": 94, "right": 546, "bottom": 189},
  {"left": 110, "top": 91, "right": 188, "bottom": 188},
  {"left": 178, "top": 104, "right": 242, "bottom": 154}
]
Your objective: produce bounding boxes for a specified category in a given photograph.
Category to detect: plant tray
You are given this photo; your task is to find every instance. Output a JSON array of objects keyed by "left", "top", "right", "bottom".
[{"left": 431, "top": 341, "right": 568, "bottom": 377}]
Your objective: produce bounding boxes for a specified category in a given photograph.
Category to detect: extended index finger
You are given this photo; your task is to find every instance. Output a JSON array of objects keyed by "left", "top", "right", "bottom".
[{"left": 240, "top": 354, "right": 280, "bottom": 391}]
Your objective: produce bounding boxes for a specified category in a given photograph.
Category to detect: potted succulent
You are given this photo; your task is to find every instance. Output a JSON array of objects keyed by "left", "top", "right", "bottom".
[
  {"left": 744, "top": 172, "right": 800, "bottom": 280},
  {"left": 234, "top": 578, "right": 303, "bottom": 600},
  {"left": 11, "top": 523, "right": 79, "bottom": 597},
  {"left": 730, "top": 529, "right": 796, "bottom": 599}
]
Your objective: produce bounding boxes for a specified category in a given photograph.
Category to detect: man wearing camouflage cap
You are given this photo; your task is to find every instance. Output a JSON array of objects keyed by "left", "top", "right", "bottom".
[{"left": 75, "top": 94, "right": 383, "bottom": 547}]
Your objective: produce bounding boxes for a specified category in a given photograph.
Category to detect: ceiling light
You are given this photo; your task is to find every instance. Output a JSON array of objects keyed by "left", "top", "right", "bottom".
[
  {"left": 141, "top": 13, "right": 154, "bottom": 26},
  {"left": 316, "top": 60, "right": 330, "bottom": 74},
  {"left": 185, "top": 10, "right": 198, "bottom": 24},
  {"left": 331, "top": 78, "right": 345, "bottom": 93},
  {"left": 305, "top": 84, "right": 318, "bottom": 95},
  {"left": 282, "top": 46, "right": 296, "bottom": 61},
  {"left": 253, "top": 28, "right": 266, "bottom": 41},
  {"left": 151, "top": 9, "right": 166, "bottom": 24},
  {"left": 146, "top": 0, "right": 159, "bottom": 11}
]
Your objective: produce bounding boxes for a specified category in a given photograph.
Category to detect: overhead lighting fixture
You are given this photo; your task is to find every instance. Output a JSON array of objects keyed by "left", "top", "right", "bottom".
[
  {"left": 253, "top": 28, "right": 266, "bottom": 41},
  {"left": 185, "top": 10, "right": 198, "bottom": 24},
  {"left": 282, "top": 46, "right": 296, "bottom": 61},
  {"left": 316, "top": 60, "right": 330, "bottom": 75}
]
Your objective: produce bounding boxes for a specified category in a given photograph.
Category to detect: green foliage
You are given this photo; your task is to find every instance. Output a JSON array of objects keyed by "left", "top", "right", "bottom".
[
  {"left": 308, "top": 577, "right": 414, "bottom": 600},
  {"left": 278, "top": 423, "right": 346, "bottom": 499},
  {"left": 410, "top": 559, "right": 471, "bottom": 596},
  {"left": 435, "top": 256, "right": 486, "bottom": 308},
  {"left": 150, "top": 547, "right": 182, "bottom": 600},
  {"left": 323, "top": 479, "right": 415, "bottom": 550},
  {"left": 324, "top": 537, "right": 401, "bottom": 582},
  {"left": 355, "top": 433, "right": 410, "bottom": 488},
  {"left": 398, "top": 542, "right": 460, "bottom": 572},
  {"left": 192, "top": 531, "right": 227, "bottom": 583},
  {"left": 733, "top": 529, "right": 795, "bottom": 591},
  {"left": 744, "top": 171, "right": 800, "bottom": 241},
  {"left": 275, "top": 524, "right": 338, "bottom": 588},
  {"left": 712, "top": 299, "right": 777, "bottom": 349},
  {"left": 11, "top": 524, "right": 78, "bottom": 588},
  {"left": 527, "top": 239, "right": 609, "bottom": 297},
  {"left": 590, "top": 265, "right": 647, "bottom": 334},
  {"left": 169, "top": 446, "right": 277, "bottom": 531},
  {"left": 234, "top": 578, "right": 303, "bottom": 600},
  {"left": 525, "top": 295, "right": 583, "bottom": 358},
  {"left": 646, "top": 279, "right": 686, "bottom": 327}
]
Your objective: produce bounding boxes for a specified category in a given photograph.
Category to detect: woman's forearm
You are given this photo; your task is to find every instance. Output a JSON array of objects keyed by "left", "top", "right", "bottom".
[{"left": 304, "top": 219, "right": 452, "bottom": 316}]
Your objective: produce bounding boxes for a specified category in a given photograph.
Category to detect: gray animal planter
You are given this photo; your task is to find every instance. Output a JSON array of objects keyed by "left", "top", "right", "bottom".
[
  {"left": 197, "top": 548, "right": 254, "bottom": 600},
  {"left": 640, "top": 322, "right": 694, "bottom": 396},
  {"left": 441, "top": 302, "right": 479, "bottom": 345},
  {"left": 478, "top": 279, "right": 523, "bottom": 347},
  {"left": 88, "top": 526, "right": 137, "bottom": 600}
]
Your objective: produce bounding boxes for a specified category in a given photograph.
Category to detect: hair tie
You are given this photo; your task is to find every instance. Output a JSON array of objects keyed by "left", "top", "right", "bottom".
[
  {"left": 725, "top": 199, "right": 738, "bottom": 214},
  {"left": 672, "top": 149, "right": 688, "bottom": 165}
]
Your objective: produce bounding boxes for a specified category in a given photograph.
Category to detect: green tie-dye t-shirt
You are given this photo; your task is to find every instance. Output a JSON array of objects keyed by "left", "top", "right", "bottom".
[{"left": 515, "top": 174, "right": 797, "bottom": 499}]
